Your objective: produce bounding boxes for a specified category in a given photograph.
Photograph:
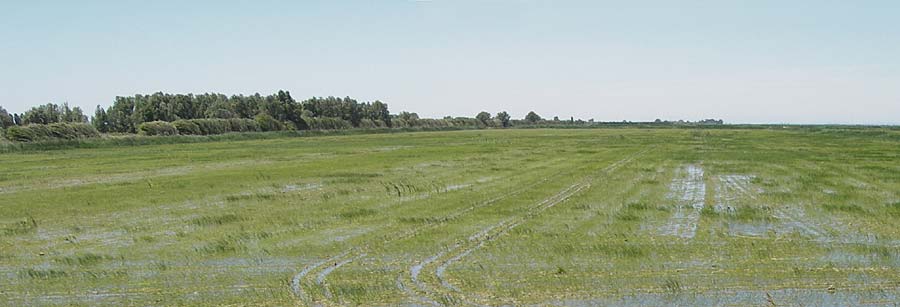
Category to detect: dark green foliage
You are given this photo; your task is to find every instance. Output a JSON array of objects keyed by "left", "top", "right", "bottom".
[
  {"left": 173, "top": 120, "right": 201, "bottom": 135},
  {"left": 92, "top": 105, "right": 110, "bottom": 133},
  {"left": 525, "top": 111, "right": 542, "bottom": 123},
  {"left": 358, "top": 118, "right": 388, "bottom": 128},
  {"left": 476, "top": 111, "right": 492, "bottom": 126},
  {"left": 0, "top": 106, "right": 13, "bottom": 128},
  {"left": 255, "top": 114, "right": 284, "bottom": 132},
  {"left": 137, "top": 121, "right": 178, "bottom": 136},
  {"left": 305, "top": 116, "right": 353, "bottom": 130},
  {"left": 181, "top": 118, "right": 255, "bottom": 135},
  {"left": 227, "top": 118, "right": 260, "bottom": 132},
  {"left": 96, "top": 91, "right": 392, "bottom": 133},
  {"left": 21, "top": 103, "right": 88, "bottom": 125},
  {"left": 5, "top": 123, "right": 100, "bottom": 142},
  {"left": 302, "top": 96, "right": 390, "bottom": 126},
  {"left": 495, "top": 111, "right": 511, "bottom": 127}
]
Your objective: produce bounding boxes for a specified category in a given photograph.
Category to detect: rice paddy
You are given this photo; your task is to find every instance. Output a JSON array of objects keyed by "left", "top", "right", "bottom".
[{"left": 1, "top": 128, "right": 898, "bottom": 306}]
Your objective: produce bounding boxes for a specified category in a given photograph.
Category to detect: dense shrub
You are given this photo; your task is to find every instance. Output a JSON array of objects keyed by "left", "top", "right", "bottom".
[
  {"left": 138, "top": 121, "right": 179, "bottom": 136},
  {"left": 304, "top": 116, "right": 353, "bottom": 130},
  {"left": 191, "top": 118, "right": 228, "bottom": 135},
  {"left": 173, "top": 120, "right": 201, "bottom": 135},
  {"left": 255, "top": 114, "right": 284, "bottom": 132},
  {"left": 415, "top": 118, "right": 452, "bottom": 128},
  {"left": 227, "top": 118, "right": 260, "bottom": 133},
  {"left": 171, "top": 118, "right": 262, "bottom": 135},
  {"left": 4, "top": 123, "right": 99, "bottom": 142},
  {"left": 358, "top": 119, "right": 388, "bottom": 129}
]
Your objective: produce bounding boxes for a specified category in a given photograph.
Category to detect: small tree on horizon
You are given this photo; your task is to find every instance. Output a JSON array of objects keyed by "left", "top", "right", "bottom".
[
  {"left": 525, "top": 111, "right": 542, "bottom": 123},
  {"left": 476, "top": 111, "right": 491, "bottom": 126},
  {"left": 495, "top": 111, "right": 511, "bottom": 127},
  {"left": 0, "top": 106, "right": 13, "bottom": 128}
]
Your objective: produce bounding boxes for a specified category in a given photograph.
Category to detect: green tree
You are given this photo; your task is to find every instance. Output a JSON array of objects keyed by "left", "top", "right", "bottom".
[
  {"left": 93, "top": 105, "right": 110, "bottom": 133},
  {"left": 21, "top": 103, "right": 86, "bottom": 124},
  {"left": 495, "top": 111, "right": 511, "bottom": 127},
  {"left": 476, "top": 111, "right": 491, "bottom": 126},
  {"left": 524, "top": 111, "right": 542, "bottom": 123},
  {"left": 108, "top": 96, "right": 136, "bottom": 133},
  {"left": 0, "top": 106, "right": 13, "bottom": 128},
  {"left": 22, "top": 103, "right": 61, "bottom": 124}
]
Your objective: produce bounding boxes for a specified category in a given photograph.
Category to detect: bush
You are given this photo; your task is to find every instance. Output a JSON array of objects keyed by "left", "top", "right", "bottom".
[
  {"left": 305, "top": 116, "right": 353, "bottom": 130},
  {"left": 138, "top": 121, "right": 179, "bottom": 136},
  {"left": 227, "top": 118, "right": 260, "bottom": 133},
  {"left": 4, "top": 123, "right": 100, "bottom": 142},
  {"left": 358, "top": 119, "right": 388, "bottom": 129},
  {"left": 173, "top": 120, "right": 201, "bottom": 135},
  {"left": 255, "top": 114, "right": 284, "bottom": 132},
  {"left": 193, "top": 118, "right": 228, "bottom": 135}
]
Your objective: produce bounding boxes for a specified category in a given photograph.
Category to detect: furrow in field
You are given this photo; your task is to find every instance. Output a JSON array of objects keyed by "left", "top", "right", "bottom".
[
  {"left": 317, "top": 253, "right": 367, "bottom": 300},
  {"left": 407, "top": 148, "right": 649, "bottom": 306},
  {"left": 292, "top": 158, "right": 573, "bottom": 305},
  {"left": 315, "top": 171, "right": 570, "bottom": 305},
  {"left": 291, "top": 251, "right": 351, "bottom": 302}
]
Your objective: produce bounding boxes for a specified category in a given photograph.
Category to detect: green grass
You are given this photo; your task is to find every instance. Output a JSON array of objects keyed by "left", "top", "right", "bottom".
[{"left": 0, "top": 128, "right": 898, "bottom": 306}]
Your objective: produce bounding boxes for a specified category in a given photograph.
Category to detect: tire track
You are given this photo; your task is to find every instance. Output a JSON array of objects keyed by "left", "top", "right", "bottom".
[
  {"left": 314, "top": 173, "right": 563, "bottom": 306},
  {"left": 317, "top": 253, "right": 367, "bottom": 300},
  {"left": 291, "top": 251, "right": 350, "bottom": 303},
  {"left": 291, "top": 159, "right": 577, "bottom": 305},
  {"left": 403, "top": 148, "right": 650, "bottom": 306}
]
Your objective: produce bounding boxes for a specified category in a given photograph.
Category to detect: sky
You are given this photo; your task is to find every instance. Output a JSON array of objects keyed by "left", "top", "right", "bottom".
[{"left": 1, "top": 1, "right": 898, "bottom": 124}]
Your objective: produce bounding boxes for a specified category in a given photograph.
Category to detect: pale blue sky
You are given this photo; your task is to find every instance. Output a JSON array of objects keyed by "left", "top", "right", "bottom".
[{"left": 2, "top": 1, "right": 898, "bottom": 124}]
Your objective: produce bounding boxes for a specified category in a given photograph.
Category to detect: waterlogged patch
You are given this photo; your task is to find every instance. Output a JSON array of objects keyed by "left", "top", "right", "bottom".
[
  {"left": 659, "top": 165, "right": 705, "bottom": 240},
  {"left": 0, "top": 160, "right": 273, "bottom": 195},
  {"left": 545, "top": 288, "right": 900, "bottom": 307},
  {"left": 772, "top": 206, "right": 829, "bottom": 241},
  {"left": 443, "top": 183, "right": 472, "bottom": 192},
  {"left": 282, "top": 183, "right": 322, "bottom": 193},
  {"left": 714, "top": 174, "right": 757, "bottom": 213}
]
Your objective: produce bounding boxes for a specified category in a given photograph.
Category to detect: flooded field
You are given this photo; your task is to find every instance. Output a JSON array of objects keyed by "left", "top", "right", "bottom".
[{"left": 1, "top": 128, "right": 898, "bottom": 306}]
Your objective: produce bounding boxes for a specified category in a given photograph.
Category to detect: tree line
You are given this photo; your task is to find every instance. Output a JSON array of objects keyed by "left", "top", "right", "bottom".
[
  {"left": 1, "top": 90, "right": 726, "bottom": 142},
  {"left": 90, "top": 91, "right": 392, "bottom": 133},
  {"left": 1, "top": 91, "right": 527, "bottom": 141}
]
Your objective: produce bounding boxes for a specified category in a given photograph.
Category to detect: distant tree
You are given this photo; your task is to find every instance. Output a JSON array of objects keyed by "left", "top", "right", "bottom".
[
  {"left": 93, "top": 105, "right": 110, "bottom": 133},
  {"left": 0, "top": 106, "right": 13, "bottom": 128},
  {"left": 368, "top": 100, "right": 391, "bottom": 125},
  {"left": 553, "top": 116, "right": 560, "bottom": 121},
  {"left": 495, "top": 111, "right": 511, "bottom": 127},
  {"left": 63, "top": 104, "right": 88, "bottom": 123},
  {"left": 21, "top": 103, "right": 60, "bottom": 124},
  {"left": 21, "top": 103, "right": 86, "bottom": 124},
  {"left": 397, "top": 111, "right": 419, "bottom": 121},
  {"left": 524, "top": 111, "right": 542, "bottom": 123},
  {"left": 13, "top": 113, "right": 22, "bottom": 126},
  {"left": 476, "top": 111, "right": 491, "bottom": 126}
]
